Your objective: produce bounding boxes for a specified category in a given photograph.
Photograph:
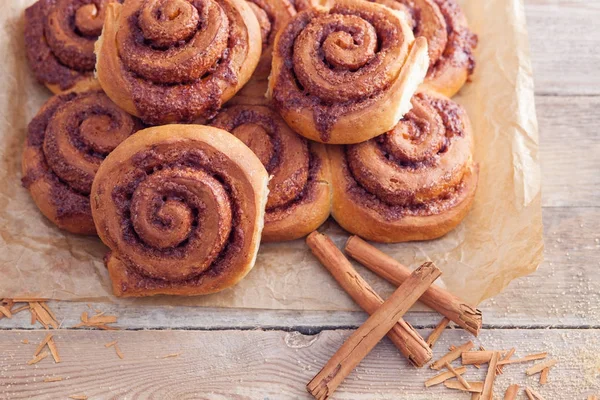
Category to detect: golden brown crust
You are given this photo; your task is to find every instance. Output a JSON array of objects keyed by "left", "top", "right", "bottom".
[
  {"left": 24, "top": 0, "right": 114, "bottom": 93},
  {"left": 95, "top": 0, "right": 262, "bottom": 125},
  {"left": 210, "top": 104, "right": 331, "bottom": 242},
  {"left": 21, "top": 89, "right": 141, "bottom": 235},
  {"left": 91, "top": 125, "right": 269, "bottom": 297},
  {"left": 268, "top": 0, "right": 429, "bottom": 144},
  {"left": 329, "top": 90, "right": 478, "bottom": 243},
  {"left": 372, "top": 0, "right": 477, "bottom": 97},
  {"left": 246, "top": 0, "right": 295, "bottom": 80}
]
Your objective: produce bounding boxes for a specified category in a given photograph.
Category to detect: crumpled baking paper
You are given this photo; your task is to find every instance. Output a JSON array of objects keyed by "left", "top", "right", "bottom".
[{"left": 0, "top": 0, "right": 543, "bottom": 310}]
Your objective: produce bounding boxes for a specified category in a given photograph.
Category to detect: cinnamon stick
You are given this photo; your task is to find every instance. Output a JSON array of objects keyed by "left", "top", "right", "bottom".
[
  {"left": 306, "top": 232, "right": 432, "bottom": 367},
  {"left": 481, "top": 352, "right": 499, "bottom": 400},
  {"left": 345, "top": 236, "right": 482, "bottom": 335},
  {"left": 504, "top": 384, "right": 520, "bottom": 400},
  {"left": 306, "top": 262, "right": 442, "bottom": 399},
  {"left": 426, "top": 317, "right": 450, "bottom": 348},
  {"left": 540, "top": 367, "right": 549, "bottom": 384}
]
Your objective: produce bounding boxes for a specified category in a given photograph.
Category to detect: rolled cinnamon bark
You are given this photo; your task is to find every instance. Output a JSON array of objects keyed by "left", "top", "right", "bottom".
[
  {"left": 306, "top": 232, "right": 432, "bottom": 367},
  {"left": 345, "top": 235, "right": 482, "bottom": 335},
  {"left": 307, "top": 262, "right": 442, "bottom": 399}
]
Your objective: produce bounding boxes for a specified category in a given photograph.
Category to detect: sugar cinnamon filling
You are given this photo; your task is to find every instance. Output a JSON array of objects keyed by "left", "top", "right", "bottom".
[
  {"left": 342, "top": 93, "right": 473, "bottom": 218},
  {"left": 107, "top": 144, "right": 252, "bottom": 285},
  {"left": 24, "top": 0, "right": 111, "bottom": 90},
  {"left": 271, "top": 0, "right": 410, "bottom": 141},
  {"left": 106, "top": 0, "right": 253, "bottom": 123},
  {"left": 210, "top": 105, "right": 323, "bottom": 219},
  {"left": 22, "top": 91, "right": 140, "bottom": 221}
]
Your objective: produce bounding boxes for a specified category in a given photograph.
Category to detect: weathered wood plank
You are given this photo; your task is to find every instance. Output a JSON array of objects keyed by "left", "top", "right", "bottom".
[
  {"left": 1, "top": 207, "right": 598, "bottom": 331},
  {"left": 538, "top": 96, "right": 600, "bottom": 208},
  {"left": 0, "top": 329, "right": 597, "bottom": 399},
  {"left": 526, "top": 0, "right": 600, "bottom": 96}
]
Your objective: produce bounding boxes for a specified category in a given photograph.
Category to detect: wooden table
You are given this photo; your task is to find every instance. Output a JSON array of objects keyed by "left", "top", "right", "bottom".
[{"left": 1, "top": 1, "right": 599, "bottom": 399}]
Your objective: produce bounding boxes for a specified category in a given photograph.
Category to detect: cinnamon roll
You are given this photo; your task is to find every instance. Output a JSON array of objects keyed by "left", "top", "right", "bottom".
[
  {"left": 24, "top": 0, "right": 114, "bottom": 94},
  {"left": 91, "top": 125, "right": 269, "bottom": 297},
  {"left": 372, "top": 0, "right": 477, "bottom": 97},
  {"left": 229, "top": 0, "right": 295, "bottom": 105},
  {"left": 95, "top": 0, "right": 262, "bottom": 125},
  {"left": 211, "top": 105, "right": 331, "bottom": 242},
  {"left": 268, "top": 0, "right": 429, "bottom": 144},
  {"left": 289, "top": 0, "right": 331, "bottom": 11},
  {"left": 329, "top": 90, "right": 478, "bottom": 243},
  {"left": 21, "top": 90, "right": 142, "bottom": 235}
]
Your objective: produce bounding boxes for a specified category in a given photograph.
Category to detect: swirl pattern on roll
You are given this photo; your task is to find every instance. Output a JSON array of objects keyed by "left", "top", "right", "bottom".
[
  {"left": 372, "top": 0, "right": 477, "bottom": 97},
  {"left": 268, "top": 0, "right": 429, "bottom": 144},
  {"left": 21, "top": 90, "right": 142, "bottom": 235},
  {"left": 91, "top": 125, "right": 269, "bottom": 297},
  {"left": 211, "top": 105, "right": 331, "bottom": 242},
  {"left": 95, "top": 0, "right": 262, "bottom": 125},
  {"left": 24, "top": 0, "right": 114, "bottom": 93},
  {"left": 329, "top": 91, "right": 478, "bottom": 243}
]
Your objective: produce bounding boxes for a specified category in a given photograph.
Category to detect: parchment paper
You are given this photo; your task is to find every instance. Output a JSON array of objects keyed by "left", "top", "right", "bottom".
[{"left": 0, "top": 0, "right": 543, "bottom": 310}]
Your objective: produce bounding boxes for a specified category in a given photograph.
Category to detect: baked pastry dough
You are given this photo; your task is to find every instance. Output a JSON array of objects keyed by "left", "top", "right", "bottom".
[
  {"left": 24, "top": 0, "right": 113, "bottom": 93},
  {"left": 329, "top": 90, "right": 478, "bottom": 243},
  {"left": 268, "top": 0, "right": 429, "bottom": 144},
  {"left": 95, "top": 0, "right": 262, "bottom": 124},
  {"left": 211, "top": 104, "right": 331, "bottom": 242},
  {"left": 91, "top": 125, "right": 269, "bottom": 297},
  {"left": 22, "top": 90, "right": 141, "bottom": 235},
  {"left": 372, "top": 0, "right": 477, "bottom": 97}
]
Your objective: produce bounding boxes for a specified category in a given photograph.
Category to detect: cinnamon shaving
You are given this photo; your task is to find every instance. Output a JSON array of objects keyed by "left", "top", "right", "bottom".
[
  {"left": 481, "top": 351, "right": 499, "bottom": 400},
  {"left": 32, "top": 333, "right": 60, "bottom": 363},
  {"left": 74, "top": 310, "right": 119, "bottom": 330},
  {"left": 426, "top": 317, "right": 450, "bottom": 348},
  {"left": 47, "top": 339, "right": 61, "bottom": 363},
  {"left": 105, "top": 341, "right": 124, "bottom": 359},
  {"left": 21, "top": 339, "right": 29, "bottom": 344},
  {"left": 525, "top": 359, "right": 557, "bottom": 376},
  {"left": 34, "top": 333, "right": 53, "bottom": 357},
  {"left": 161, "top": 353, "right": 181, "bottom": 359},
  {"left": 444, "top": 361, "right": 471, "bottom": 390},
  {"left": 504, "top": 384, "right": 520, "bottom": 400},
  {"left": 69, "top": 395, "right": 88, "bottom": 400},
  {"left": 444, "top": 380, "right": 483, "bottom": 392},
  {"left": 497, "top": 347, "right": 515, "bottom": 374},
  {"left": 27, "top": 350, "right": 49, "bottom": 365},
  {"left": 424, "top": 366, "right": 467, "bottom": 387},
  {"left": 540, "top": 367, "right": 549, "bottom": 384},
  {"left": 525, "top": 387, "right": 546, "bottom": 400},
  {"left": 44, "top": 376, "right": 63, "bottom": 382},
  {"left": 431, "top": 341, "right": 474, "bottom": 370}
]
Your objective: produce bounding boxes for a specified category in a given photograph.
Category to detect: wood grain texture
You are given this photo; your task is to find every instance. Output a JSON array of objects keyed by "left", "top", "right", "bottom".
[
  {"left": 538, "top": 96, "right": 600, "bottom": 208},
  {"left": 526, "top": 0, "right": 600, "bottom": 96},
  {"left": 0, "top": 329, "right": 598, "bottom": 400}
]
